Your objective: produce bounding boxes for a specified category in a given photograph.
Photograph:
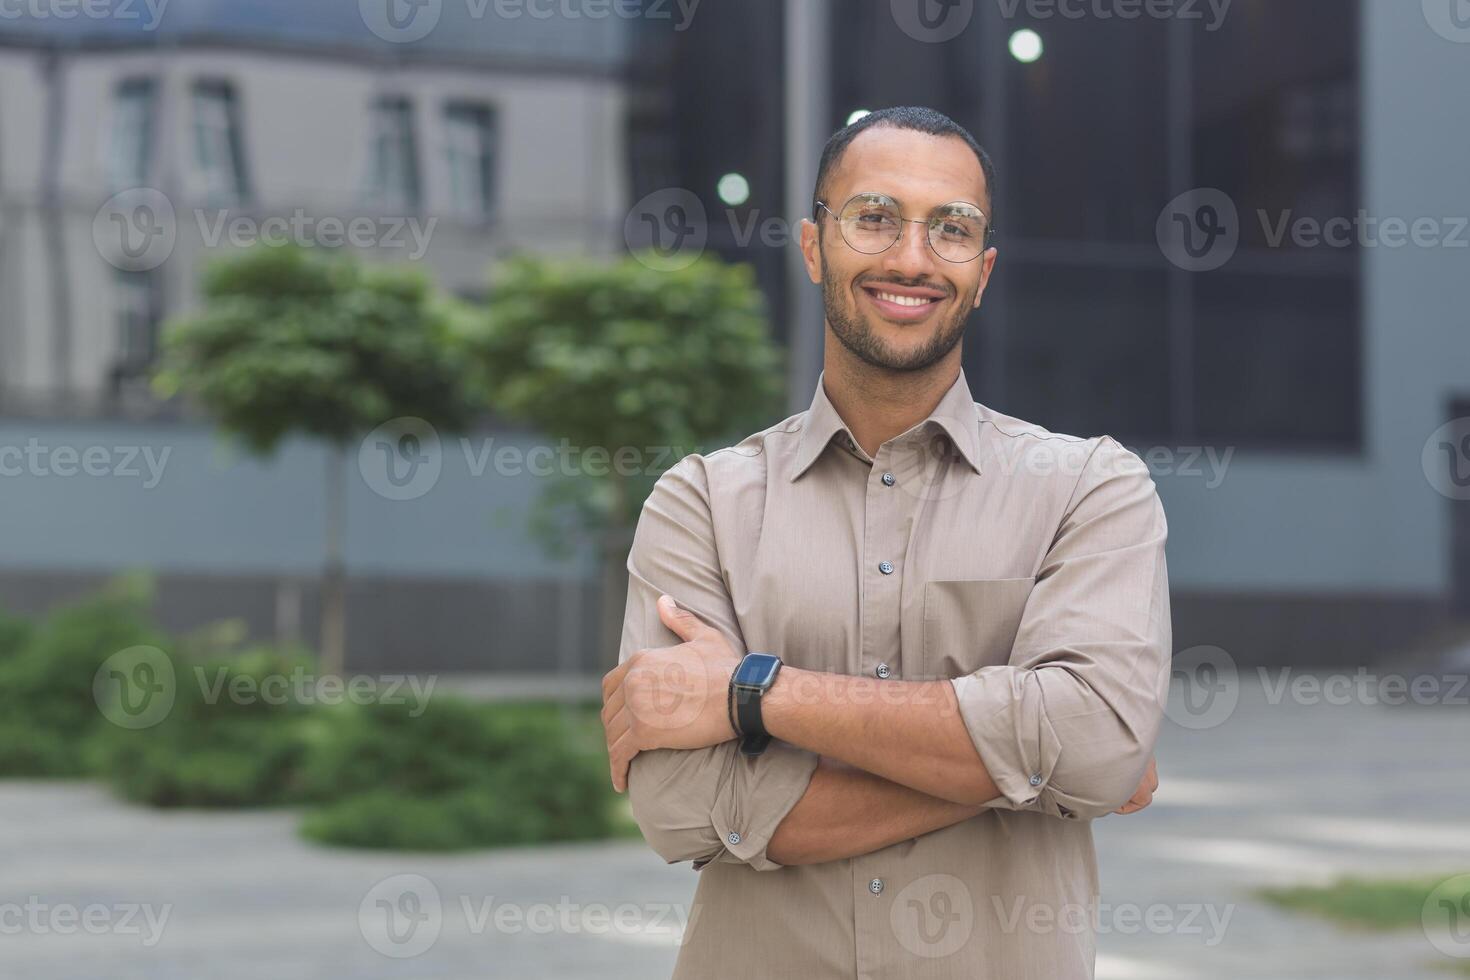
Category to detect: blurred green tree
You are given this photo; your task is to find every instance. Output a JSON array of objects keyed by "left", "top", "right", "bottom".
[
  {"left": 154, "top": 245, "right": 475, "bottom": 675},
  {"left": 455, "top": 252, "right": 783, "bottom": 666}
]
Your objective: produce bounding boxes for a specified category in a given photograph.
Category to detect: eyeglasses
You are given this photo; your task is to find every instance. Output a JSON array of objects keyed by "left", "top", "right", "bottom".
[{"left": 815, "top": 192, "right": 994, "bottom": 263}]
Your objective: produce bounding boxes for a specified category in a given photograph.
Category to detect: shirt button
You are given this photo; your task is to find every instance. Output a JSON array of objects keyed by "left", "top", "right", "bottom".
[
  {"left": 727, "top": 831, "right": 742, "bottom": 846},
  {"left": 875, "top": 663, "right": 891, "bottom": 679},
  {"left": 869, "top": 878, "right": 884, "bottom": 895},
  {"left": 878, "top": 561, "right": 894, "bottom": 575},
  {"left": 1029, "top": 773, "right": 1043, "bottom": 787},
  {"left": 881, "top": 471, "right": 895, "bottom": 486}
]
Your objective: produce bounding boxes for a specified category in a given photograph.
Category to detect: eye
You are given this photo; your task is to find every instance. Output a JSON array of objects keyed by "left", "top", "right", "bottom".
[{"left": 855, "top": 209, "right": 899, "bottom": 227}]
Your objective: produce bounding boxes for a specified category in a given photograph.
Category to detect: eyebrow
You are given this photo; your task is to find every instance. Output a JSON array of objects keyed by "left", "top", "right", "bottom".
[{"left": 844, "top": 192, "right": 987, "bottom": 216}]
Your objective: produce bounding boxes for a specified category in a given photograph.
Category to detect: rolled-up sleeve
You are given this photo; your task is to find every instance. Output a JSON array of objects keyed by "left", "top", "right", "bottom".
[
  {"left": 949, "top": 437, "right": 1171, "bottom": 821},
  {"left": 621, "top": 456, "right": 819, "bottom": 870}
]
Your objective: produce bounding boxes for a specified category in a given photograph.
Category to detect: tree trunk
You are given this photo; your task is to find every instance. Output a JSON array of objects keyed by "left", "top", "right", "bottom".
[{"left": 320, "top": 442, "right": 348, "bottom": 676}]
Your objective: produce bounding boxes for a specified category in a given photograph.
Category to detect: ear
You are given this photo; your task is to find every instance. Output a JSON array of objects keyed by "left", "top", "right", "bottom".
[
  {"left": 799, "top": 218, "right": 823, "bottom": 285},
  {"left": 972, "top": 246, "right": 998, "bottom": 310}
]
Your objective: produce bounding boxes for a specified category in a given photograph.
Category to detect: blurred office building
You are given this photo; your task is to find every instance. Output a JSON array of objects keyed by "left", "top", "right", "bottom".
[{"left": 0, "top": 0, "right": 1464, "bottom": 673}]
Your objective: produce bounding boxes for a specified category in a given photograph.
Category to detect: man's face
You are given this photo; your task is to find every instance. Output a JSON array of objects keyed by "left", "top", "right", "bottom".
[{"left": 800, "top": 127, "right": 998, "bottom": 373}]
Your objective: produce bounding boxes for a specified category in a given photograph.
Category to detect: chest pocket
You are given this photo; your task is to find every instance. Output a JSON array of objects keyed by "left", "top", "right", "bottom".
[{"left": 920, "top": 578, "right": 1034, "bottom": 679}]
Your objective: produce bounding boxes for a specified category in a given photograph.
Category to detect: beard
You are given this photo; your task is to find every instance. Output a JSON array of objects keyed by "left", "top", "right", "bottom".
[{"left": 819, "top": 248, "right": 974, "bottom": 373}]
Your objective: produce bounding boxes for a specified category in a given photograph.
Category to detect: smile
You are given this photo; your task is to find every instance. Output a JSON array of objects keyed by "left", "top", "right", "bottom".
[{"left": 860, "top": 283, "right": 947, "bottom": 321}]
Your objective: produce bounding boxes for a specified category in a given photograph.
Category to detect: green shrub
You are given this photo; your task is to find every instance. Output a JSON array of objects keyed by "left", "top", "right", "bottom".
[
  {"left": 0, "top": 607, "right": 31, "bottom": 662},
  {"left": 91, "top": 647, "right": 319, "bottom": 807},
  {"left": 0, "top": 576, "right": 163, "bottom": 776},
  {"left": 298, "top": 698, "right": 614, "bottom": 850}
]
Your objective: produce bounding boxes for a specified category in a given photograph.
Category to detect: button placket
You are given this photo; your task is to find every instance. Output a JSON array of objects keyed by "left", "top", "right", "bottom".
[{"left": 862, "top": 443, "right": 908, "bottom": 684}]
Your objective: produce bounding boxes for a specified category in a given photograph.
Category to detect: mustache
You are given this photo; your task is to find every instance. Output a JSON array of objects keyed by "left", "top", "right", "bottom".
[{"left": 857, "top": 277, "right": 951, "bottom": 296}]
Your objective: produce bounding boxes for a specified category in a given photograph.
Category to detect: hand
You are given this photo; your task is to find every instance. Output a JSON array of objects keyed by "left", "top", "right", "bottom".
[
  {"left": 1112, "top": 756, "right": 1158, "bottom": 815},
  {"left": 601, "top": 595, "right": 742, "bottom": 792}
]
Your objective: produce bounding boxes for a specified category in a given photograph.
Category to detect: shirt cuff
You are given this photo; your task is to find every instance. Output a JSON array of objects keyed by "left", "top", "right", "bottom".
[
  {"left": 950, "top": 671, "right": 1063, "bottom": 814},
  {"left": 707, "top": 739, "right": 819, "bottom": 871}
]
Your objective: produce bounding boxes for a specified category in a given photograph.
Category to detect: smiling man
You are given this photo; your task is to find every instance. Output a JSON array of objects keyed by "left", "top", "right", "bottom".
[{"left": 602, "top": 106, "right": 1169, "bottom": 979}]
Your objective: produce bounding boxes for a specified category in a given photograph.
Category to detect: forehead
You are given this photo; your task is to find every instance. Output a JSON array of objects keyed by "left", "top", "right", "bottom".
[{"left": 828, "top": 126, "right": 989, "bottom": 211}]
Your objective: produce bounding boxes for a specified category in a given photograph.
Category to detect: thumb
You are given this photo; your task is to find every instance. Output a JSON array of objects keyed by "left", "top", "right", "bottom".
[{"left": 657, "top": 594, "right": 706, "bottom": 642}]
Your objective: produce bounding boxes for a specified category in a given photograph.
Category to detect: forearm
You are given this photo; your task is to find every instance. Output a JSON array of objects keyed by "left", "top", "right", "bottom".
[
  {"left": 762, "top": 667, "right": 999, "bottom": 806},
  {"left": 766, "top": 757, "right": 983, "bottom": 866}
]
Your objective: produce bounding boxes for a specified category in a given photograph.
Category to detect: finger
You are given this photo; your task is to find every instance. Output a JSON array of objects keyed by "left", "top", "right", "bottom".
[
  {"left": 603, "top": 704, "right": 630, "bottom": 751},
  {"left": 656, "top": 594, "right": 711, "bottom": 643},
  {"left": 602, "top": 656, "right": 636, "bottom": 700},
  {"left": 600, "top": 685, "right": 625, "bottom": 730},
  {"left": 608, "top": 731, "right": 637, "bottom": 793}
]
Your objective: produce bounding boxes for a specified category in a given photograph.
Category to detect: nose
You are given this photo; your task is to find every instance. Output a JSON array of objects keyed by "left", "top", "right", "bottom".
[{"left": 881, "top": 219, "right": 938, "bottom": 281}]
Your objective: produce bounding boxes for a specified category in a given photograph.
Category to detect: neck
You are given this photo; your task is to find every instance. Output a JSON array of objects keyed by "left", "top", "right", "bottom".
[{"left": 820, "top": 330, "right": 962, "bottom": 459}]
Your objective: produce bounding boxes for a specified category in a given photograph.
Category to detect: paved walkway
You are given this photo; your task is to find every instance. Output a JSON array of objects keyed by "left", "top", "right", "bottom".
[{"left": 4, "top": 673, "right": 1468, "bottom": 979}]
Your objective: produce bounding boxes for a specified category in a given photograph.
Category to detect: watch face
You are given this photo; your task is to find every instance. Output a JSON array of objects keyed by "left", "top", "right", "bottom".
[{"left": 735, "top": 653, "right": 781, "bottom": 689}]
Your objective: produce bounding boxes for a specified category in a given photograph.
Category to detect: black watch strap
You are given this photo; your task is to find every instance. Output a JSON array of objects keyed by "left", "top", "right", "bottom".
[{"left": 734, "top": 684, "right": 771, "bottom": 756}]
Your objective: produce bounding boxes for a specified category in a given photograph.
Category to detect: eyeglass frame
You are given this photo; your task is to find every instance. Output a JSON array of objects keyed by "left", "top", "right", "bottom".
[{"left": 814, "top": 193, "right": 997, "bottom": 263}]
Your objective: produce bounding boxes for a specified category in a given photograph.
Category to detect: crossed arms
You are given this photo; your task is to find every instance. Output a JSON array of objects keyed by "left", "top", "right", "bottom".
[{"left": 602, "top": 440, "right": 1171, "bottom": 869}]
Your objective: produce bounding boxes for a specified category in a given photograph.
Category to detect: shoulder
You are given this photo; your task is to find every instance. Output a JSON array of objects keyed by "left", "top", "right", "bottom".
[
  {"left": 647, "top": 411, "right": 805, "bottom": 502},
  {"left": 974, "top": 403, "right": 1154, "bottom": 499}
]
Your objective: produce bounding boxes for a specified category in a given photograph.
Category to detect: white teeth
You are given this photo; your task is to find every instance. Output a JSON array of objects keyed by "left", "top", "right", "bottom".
[{"left": 875, "top": 291, "right": 933, "bottom": 307}]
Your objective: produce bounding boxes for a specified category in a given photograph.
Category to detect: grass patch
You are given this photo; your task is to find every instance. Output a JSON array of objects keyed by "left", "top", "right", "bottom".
[{"left": 1257, "top": 875, "right": 1470, "bottom": 931}]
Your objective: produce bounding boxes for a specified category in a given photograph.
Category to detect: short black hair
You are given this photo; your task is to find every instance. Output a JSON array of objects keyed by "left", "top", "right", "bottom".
[{"left": 812, "top": 106, "right": 998, "bottom": 232}]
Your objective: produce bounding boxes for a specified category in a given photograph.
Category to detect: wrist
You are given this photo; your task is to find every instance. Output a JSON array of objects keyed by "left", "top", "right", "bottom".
[
  {"left": 760, "top": 663, "right": 805, "bottom": 740},
  {"left": 725, "top": 663, "right": 740, "bottom": 739}
]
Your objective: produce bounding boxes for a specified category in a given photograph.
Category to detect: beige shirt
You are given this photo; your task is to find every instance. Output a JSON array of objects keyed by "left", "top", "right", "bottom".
[{"left": 620, "top": 368, "right": 1171, "bottom": 979}]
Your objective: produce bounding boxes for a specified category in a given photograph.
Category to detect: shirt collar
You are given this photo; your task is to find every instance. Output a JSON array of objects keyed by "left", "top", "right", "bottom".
[{"left": 790, "top": 368, "right": 984, "bottom": 481}]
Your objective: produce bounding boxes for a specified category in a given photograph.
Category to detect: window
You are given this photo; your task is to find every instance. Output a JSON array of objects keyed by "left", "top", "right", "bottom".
[
  {"left": 994, "top": 0, "right": 1361, "bottom": 449},
  {"left": 107, "top": 79, "right": 156, "bottom": 190},
  {"left": 366, "top": 96, "right": 422, "bottom": 211},
  {"left": 444, "top": 102, "right": 498, "bottom": 219},
  {"left": 192, "top": 80, "right": 251, "bottom": 205},
  {"left": 113, "top": 270, "right": 161, "bottom": 376}
]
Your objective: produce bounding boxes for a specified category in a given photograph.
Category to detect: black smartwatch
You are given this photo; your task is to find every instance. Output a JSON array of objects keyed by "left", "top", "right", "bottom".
[{"left": 730, "top": 652, "right": 782, "bottom": 757}]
